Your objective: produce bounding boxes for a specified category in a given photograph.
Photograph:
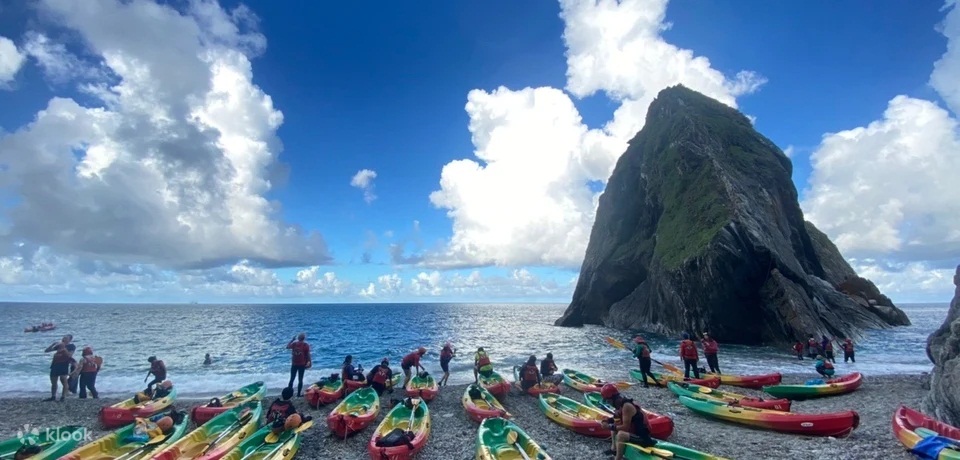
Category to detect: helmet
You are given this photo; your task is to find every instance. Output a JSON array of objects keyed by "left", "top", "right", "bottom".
[
  {"left": 600, "top": 383, "right": 619, "bottom": 400},
  {"left": 284, "top": 413, "right": 302, "bottom": 430},
  {"left": 633, "top": 337, "right": 645, "bottom": 343},
  {"left": 417, "top": 347, "right": 426, "bottom": 354},
  {"left": 156, "top": 416, "right": 173, "bottom": 432}
]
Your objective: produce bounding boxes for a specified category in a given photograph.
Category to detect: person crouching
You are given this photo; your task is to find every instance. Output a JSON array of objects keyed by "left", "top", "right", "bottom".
[{"left": 600, "top": 384, "right": 656, "bottom": 460}]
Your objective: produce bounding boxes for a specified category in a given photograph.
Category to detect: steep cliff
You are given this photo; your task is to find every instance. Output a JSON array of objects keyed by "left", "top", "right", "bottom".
[
  {"left": 555, "top": 85, "right": 909, "bottom": 344},
  {"left": 924, "top": 265, "right": 960, "bottom": 426}
]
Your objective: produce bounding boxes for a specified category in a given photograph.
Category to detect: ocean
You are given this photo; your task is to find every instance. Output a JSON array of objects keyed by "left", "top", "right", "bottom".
[{"left": 0, "top": 302, "right": 948, "bottom": 398}]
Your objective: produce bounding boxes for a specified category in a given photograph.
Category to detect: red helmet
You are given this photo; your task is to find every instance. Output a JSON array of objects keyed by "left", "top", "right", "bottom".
[
  {"left": 633, "top": 337, "right": 645, "bottom": 343},
  {"left": 600, "top": 383, "right": 619, "bottom": 400}
]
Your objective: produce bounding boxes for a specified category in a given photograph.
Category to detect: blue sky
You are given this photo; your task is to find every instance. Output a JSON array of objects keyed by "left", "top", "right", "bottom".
[{"left": 0, "top": 0, "right": 958, "bottom": 303}]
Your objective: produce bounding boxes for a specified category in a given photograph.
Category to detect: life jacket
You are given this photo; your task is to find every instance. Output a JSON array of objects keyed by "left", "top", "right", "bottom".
[
  {"left": 81, "top": 356, "right": 99, "bottom": 373},
  {"left": 475, "top": 352, "right": 491, "bottom": 368},
  {"left": 521, "top": 364, "right": 539, "bottom": 383},
  {"left": 402, "top": 352, "right": 418, "bottom": 367},
  {"left": 151, "top": 361, "right": 166, "bottom": 375},
  {"left": 824, "top": 361, "right": 834, "bottom": 370},
  {"left": 702, "top": 339, "right": 719, "bottom": 354},
  {"left": 540, "top": 359, "right": 555, "bottom": 376},
  {"left": 267, "top": 400, "right": 294, "bottom": 423},
  {"left": 824, "top": 342, "right": 834, "bottom": 352},
  {"left": 634, "top": 344, "right": 651, "bottom": 359},
  {"left": 289, "top": 342, "right": 309, "bottom": 366},
  {"left": 370, "top": 365, "right": 391, "bottom": 385},
  {"left": 793, "top": 343, "right": 803, "bottom": 352},
  {"left": 843, "top": 342, "right": 854, "bottom": 353},
  {"left": 807, "top": 339, "right": 818, "bottom": 348},
  {"left": 440, "top": 347, "right": 453, "bottom": 360},
  {"left": 622, "top": 399, "right": 650, "bottom": 437},
  {"left": 680, "top": 340, "right": 698, "bottom": 360}
]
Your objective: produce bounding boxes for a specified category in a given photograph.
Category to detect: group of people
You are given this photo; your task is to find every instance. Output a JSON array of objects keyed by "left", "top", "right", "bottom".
[
  {"left": 44, "top": 334, "right": 102, "bottom": 401},
  {"left": 793, "top": 336, "right": 856, "bottom": 380}
]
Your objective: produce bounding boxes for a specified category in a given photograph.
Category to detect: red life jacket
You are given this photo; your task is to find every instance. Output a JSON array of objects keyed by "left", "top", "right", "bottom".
[
  {"left": 635, "top": 345, "right": 651, "bottom": 359},
  {"left": 680, "top": 340, "right": 698, "bottom": 360},
  {"left": 824, "top": 361, "right": 834, "bottom": 370},
  {"left": 843, "top": 342, "right": 854, "bottom": 353},
  {"left": 807, "top": 339, "right": 817, "bottom": 348},
  {"left": 289, "top": 342, "right": 309, "bottom": 366},
  {"left": 81, "top": 356, "right": 99, "bottom": 373},
  {"left": 441, "top": 347, "right": 453, "bottom": 360},
  {"left": 476, "top": 353, "right": 491, "bottom": 367},
  {"left": 267, "top": 400, "right": 294, "bottom": 423},
  {"left": 825, "top": 342, "right": 834, "bottom": 352},
  {"left": 521, "top": 364, "right": 539, "bottom": 383},
  {"left": 793, "top": 343, "right": 803, "bottom": 352},
  {"left": 702, "top": 339, "right": 719, "bottom": 354},
  {"left": 402, "top": 352, "right": 419, "bottom": 367},
  {"left": 371, "top": 365, "right": 390, "bottom": 385}
]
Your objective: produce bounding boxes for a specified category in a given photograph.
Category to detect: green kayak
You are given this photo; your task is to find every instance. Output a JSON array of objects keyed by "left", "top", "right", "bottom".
[
  {"left": 0, "top": 426, "right": 84, "bottom": 460},
  {"left": 583, "top": 392, "right": 616, "bottom": 414},
  {"left": 624, "top": 441, "right": 731, "bottom": 460},
  {"left": 476, "top": 417, "right": 551, "bottom": 460}
]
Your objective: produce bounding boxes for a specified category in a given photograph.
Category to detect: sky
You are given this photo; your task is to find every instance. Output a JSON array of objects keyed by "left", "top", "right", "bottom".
[{"left": 0, "top": 0, "right": 958, "bottom": 304}]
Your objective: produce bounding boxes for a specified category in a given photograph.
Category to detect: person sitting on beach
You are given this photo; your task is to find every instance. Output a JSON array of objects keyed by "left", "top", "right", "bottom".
[
  {"left": 601, "top": 384, "right": 656, "bottom": 460},
  {"left": 145, "top": 356, "right": 167, "bottom": 392},
  {"left": 518, "top": 355, "right": 542, "bottom": 391},
  {"left": 842, "top": 338, "right": 856, "bottom": 363},
  {"left": 286, "top": 333, "right": 312, "bottom": 397},
  {"left": 14, "top": 444, "right": 43, "bottom": 460},
  {"left": 367, "top": 358, "right": 394, "bottom": 396},
  {"left": 125, "top": 415, "right": 174, "bottom": 443},
  {"left": 815, "top": 355, "right": 835, "bottom": 378},
  {"left": 793, "top": 341, "right": 804, "bottom": 360},
  {"left": 341, "top": 355, "right": 364, "bottom": 381},
  {"left": 540, "top": 352, "right": 562, "bottom": 385},
  {"left": 679, "top": 333, "right": 701, "bottom": 379},
  {"left": 474, "top": 347, "right": 494, "bottom": 383},
  {"left": 401, "top": 347, "right": 427, "bottom": 387},
  {"left": 807, "top": 336, "right": 819, "bottom": 358},
  {"left": 266, "top": 387, "right": 313, "bottom": 425},
  {"left": 701, "top": 332, "right": 721, "bottom": 375},
  {"left": 44, "top": 334, "right": 74, "bottom": 402},
  {"left": 632, "top": 337, "right": 660, "bottom": 388},
  {"left": 204, "top": 353, "right": 212, "bottom": 365},
  {"left": 439, "top": 342, "right": 455, "bottom": 387}
]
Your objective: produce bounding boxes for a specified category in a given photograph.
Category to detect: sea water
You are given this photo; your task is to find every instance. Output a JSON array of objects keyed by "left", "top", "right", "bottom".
[{"left": 0, "top": 302, "right": 948, "bottom": 398}]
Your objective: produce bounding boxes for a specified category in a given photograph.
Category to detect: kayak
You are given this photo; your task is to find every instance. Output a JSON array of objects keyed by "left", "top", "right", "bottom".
[
  {"left": 476, "top": 417, "right": 551, "bottom": 460},
  {"left": 154, "top": 401, "right": 262, "bottom": 460},
  {"left": 561, "top": 369, "right": 630, "bottom": 393},
  {"left": 0, "top": 426, "right": 84, "bottom": 460},
  {"left": 706, "top": 372, "right": 782, "bottom": 389},
  {"left": 581, "top": 392, "right": 674, "bottom": 440},
  {"left": 762, "top": 372, "right": 863, "bottom": 400},
  {"left": 327, "top": 387, "right": 380, "bottom": 438},
  {"left": 191, "top": 381, "right": 265, "bottom": 425},
  {"left": 463, "top": 383, "right": 511, "bottom": 423},
  {"left": 345, "top": 376, "right": 367, "bottom": 395},
  {"left": 512, "top": 366, "right": 560, "bottom": 396},
  {"left": 306, "top": 377, "right": 344, "bottom": 408},
  {"left": 538, "top": 393, "right": 673, "bottom": 439},
  {"left": 479, "top": 369, "right": 511, "bottom": 397},
  {"left": 677, "top": 394, "right": 859, "bottom": 437},
  {"left": 405, "top": 373, "right": 439, "bottom": 401},
  {"left": 368, "top": 398, "right": 431, "bottom": 460},
  {"left": 62, "top": 410, "right": 190, "bottom": 460},
  {"left": 100, "top": 387, "right": 179, "bottom": 429},
  {"left": 219, "top": 422, "right": 308, "bottom": 460},
  {"left": 892, "top": 405, "right": 960, "bottom": 459},
  {"left": 630, "top": 369, "right": 720, "bottom": 389},
  {"left": 667, "top": 381, "right": 791, "bottom": 412},
  {"left": 623, "top": 441, "right": 730, "bottom": 460}
]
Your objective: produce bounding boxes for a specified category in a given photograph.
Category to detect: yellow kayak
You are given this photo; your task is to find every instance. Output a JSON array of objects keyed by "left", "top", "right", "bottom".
[
  {"left": 61, "top": 409, "right": 189, "bottom": 460},
  {"left": 152, "top": 401, "right": 262, "bottom": 460}
]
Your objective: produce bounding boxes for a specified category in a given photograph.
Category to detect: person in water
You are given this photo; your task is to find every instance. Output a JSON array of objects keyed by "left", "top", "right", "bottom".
[
  {"left": 842, "top": 338, "right": 856, "bottom": 363},
  {"left": 145, "top": 356, "right": 167, "bottom": 392},
  {"left": 540, "top": 352, "right": 562, "bottom": 384},
  {"left": 679, "top": 333, "right": 701, "bottom": 379},
  {"left": 474, "top": 347, "right": 494, "bottom": 382},
  {"left": 701, "top": 332, "right": 721, "bottom": 374},
  {"left": 815, "top": 355, "right": 835, "bottom": 379},
  {"left": 266, "top": 386, "right": 313, "bottom": 425},
  {"left": 793, "top": 341, "right": 804, "bottom": 360},
  {"left": 601, "top": 384, "right": 656, "bottom": 460},
  {"left": 203, "top": 353, "right": 212, "bottom": 365},
  {"left": 341, "top": 355, "right": 364, "bottom": 381},
  {"left": 518, "top": 355, "right": 542, "bottom": 391},
  {"left": 366, "top": 358, "right": 395, "bottom": 397},
  {"left": 439, "top": 342, "right": 455, "bottom": 387},
  {"left": 632, "top": 337, "right": 660, "bottom": 388},
  {"left": 806, "top": 336, "right": 819, "bottom": 359},
  {"left": 44, "top": 335, "right": 74, "bottom": 402},
  {"left": 71, "top": 346, "right": 100, "bottom": 399},
  {"left": 823, "top": 337, "right": 836, "bottom": 363},
  {"left": 401, "top": 347, "right": 427, "bottom": 387},
  {"left": 286, "top": 333, "right": 312, "bottom": 397}
]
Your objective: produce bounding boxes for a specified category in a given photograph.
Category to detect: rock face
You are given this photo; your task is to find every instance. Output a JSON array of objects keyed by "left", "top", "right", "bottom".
[
  {"left": 924, "top": 266, "right": 960, "bottom": 426},
  {"left": 555, "top": 85, "right": 910, "bottom": 344}
]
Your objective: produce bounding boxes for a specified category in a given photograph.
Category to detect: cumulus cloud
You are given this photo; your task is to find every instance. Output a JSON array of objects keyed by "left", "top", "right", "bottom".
[
  {"left": 350, "top": 169, "right": 378, "bottom": 203},
  {"left": 0, "top": 0, "right": 330, "bottom": 270},
  {"left": 802, "top": 1, "right": 960, "bottom": 298},
  {"left": 293, "top": 266, "right": 350, "bottom": 295},
  {"left": 0, "top": 36, "right": 26, "bottom": 86},
  {"left": 428, "top": 0, "right": 764, "bottom": 268},
  {"left": 22, "top": 32, "right": 99, "bottom": 83}
]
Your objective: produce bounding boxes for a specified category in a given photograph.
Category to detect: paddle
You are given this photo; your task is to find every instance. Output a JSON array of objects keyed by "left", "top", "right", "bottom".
[
  {"left": 199, "top": 410, "right": 254, "bottom": 455},
  {"left": 406, "top": 398, "right": 421, "bottom": 430},
  {"left": 632, "top": 444, "right": 675, "bottom": 458},
  {"left": 605, "top": 337, "right": 628, "bottom": 351},
  {"left": 505, "top": 430, "right": 532, "bottom": 460},
  {"left": 261, "top": 419, "right": 314, "bottom": 446},
  {"left": 114, "top": 432, "right": 169, "bottom": 460}
]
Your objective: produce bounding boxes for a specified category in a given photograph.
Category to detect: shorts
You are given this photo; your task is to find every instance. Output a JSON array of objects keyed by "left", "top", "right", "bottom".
[
  {"left": 628, "top": 433, "right": 656, "bottom": 448},
  {"left": 401, "top": 363, "right": 412, "bottom": 371},
  {"left": 50, "top": 362, "right": 70, "bottom": 378},
  {"left": 478, "top": 367, "right": 493, "bottom": 378},
  {"left": 440, "top": 358, "right": 451, "bottom": 373}
]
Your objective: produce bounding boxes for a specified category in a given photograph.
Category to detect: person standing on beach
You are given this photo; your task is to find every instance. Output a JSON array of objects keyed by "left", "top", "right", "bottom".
[
  {"left": 439, "top": 342, "right": 455, "bottom": 386},
  {"left": 806, "top": 336, "right": 819, "bottom": 358},
  {"left": 823, "top": 338, "right": 836, "bottom": 363},
  {"left": 793, "top": 341, "right": 804, "bottom": 360},
  {"left": 71, "top": 346, "right": 100, "bottom": 399},
  {"left": 286, "top": 333, "right": 311, "bottom": 397},
  {"left": 474, "top": 347, "right": 494, "bottom": 383},
  {"left": 145, "top": 356, "right": 167, "bottom": 391},
  {"left": 44, "top": 335, "right": 73, "bottom": 401},
  {"left": 842, "top": 338, "right": 856, "bottom": 363},
  {"left": 679, "top": 333, "right": 701, "bottom": 379},
  {"left": 701, "top": 332, "right": 721, "bottom": 374},
  {"left": 401, "top": 347, "right": 427, "bottom": 387},
  {"left": 632, "top": 337, "right": 659, "bottom": 388},
  {"left": 600, "top": 384, "right": 656, "bottom": 460},
  {"left": 540, "top": 352, "right": 562, "bottom": 384}
]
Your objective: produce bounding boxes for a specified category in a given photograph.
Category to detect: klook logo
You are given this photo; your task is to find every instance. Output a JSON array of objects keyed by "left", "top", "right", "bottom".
[
  {"left": 16, "top": 424, "right": 40, "bottom": 445},
  {"left": 17, "top": 425, "right": 91, "bottom": 445}
]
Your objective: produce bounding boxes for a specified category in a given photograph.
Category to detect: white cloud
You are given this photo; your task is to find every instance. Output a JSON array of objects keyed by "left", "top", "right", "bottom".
[
  {"left": 802, "top": 1, "right": 960, "bottom": 291},
  {"left": 377, "top": 273, "right": 402, "bottom": 295},
  {"left": 428, "top": 0, "right": 764, "bottom": 268},
  {"left": 350, "top": 169, "right": 378, "bottom": 203},
  {"left": 0, "top": 0, "right": 329, "bottom": 270},
  {"left": 0, "top": 36, "right": 26, "bottom": 86},
  {"left": 358, "top": 282, "right": 376, "bottom": 298},
  {"left": 22, "top": 32, "right": 98, "bottom": 83},
  {"left": 293, "top": 266, "right": 350, "bottom": 295},
  {"left": 783, "top": 145, "right": 795, "bottom": 158}
]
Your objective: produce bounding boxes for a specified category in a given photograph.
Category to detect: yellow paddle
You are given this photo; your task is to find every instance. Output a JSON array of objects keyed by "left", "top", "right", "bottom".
[
  {"left": 605, "top": 337, "right": 628, "bottom": 351},
  {"left": 505, "top": 430, "right": 532, "bottom": 460},
  {"left": 630, "top": 443, "right": 675, "bottom": 458},
  {"left": 264, "top": 419, "right": 314, "bottom": 444}
]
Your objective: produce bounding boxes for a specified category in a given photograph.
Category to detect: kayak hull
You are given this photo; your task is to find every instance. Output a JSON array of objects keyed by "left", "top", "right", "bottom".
[
  {"left": 155, "top": 401, "right": 262, "bottom": 460},
  {"left": 892, "top": 405, "right": 960, "bottom": 460},
  {"left": 0, "top": 426, "right": 84, "bottom": 460},
  {"left": 623, "top": 441, "right": 730, "bottom": 460},
  {"left": 582, "top": 392, "right": 674, "bottom": 439},
  {"left": 368, "top": 399, "right": 431, "bottom": 460},
  {"left": 677, "top": 395, "right": 859, "bottom": 437},
  {"left": 99, "top": 388, "right": 179, "bottom": 429},
  {"left": 191, "top": 381, "right": 265, "bottom": 425},
  {"left": 219, "top": 424, "right": 304, "bottom": 460},
  {"left": 62, "top": 410, "right": 189, "bottom": 460},
  {"left": 710, "top": 372, "right": 782, "bottom": 389},
  {"left": 463, "top": 384, "right": 511, "bottom": 423},
  {"left": 479, "top": 370, "right": 511, "bottom": 398},
  {"left": 561, "top": 369, "right": 603, "bottom": 393},
  {"left": 405, "top": 374, "right": 439, "bottom": 401},
  {"left": 327, "top": 387, "right": 380, "bottom": 438},
  {"left": 512, "top": 366, "right": 561, "bottom": 396},
  {"left": 538, "top": 393, "right": 672, "bottom": 439},
  {"left": 762, "top": 372, "right": 863, "bottom": 400},
  {"left": 476, "top": 417, "right": 552, "bottom": 460},
  {"left": 630, "top": 369, "right": 721, "bottom": 389},
  {"left": 667, "top": 381, "right": 791, "bottom": 412},
  {"left": 345, "top": 377, "right": 367, "bottom": 395},
  {"left": 306, "top": 379, "right": 345, "bottom": 408}
]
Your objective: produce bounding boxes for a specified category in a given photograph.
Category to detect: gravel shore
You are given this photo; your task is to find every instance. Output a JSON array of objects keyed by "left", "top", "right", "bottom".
[{"left": 0, "top": 372, "right": 930, "bottom": 459}]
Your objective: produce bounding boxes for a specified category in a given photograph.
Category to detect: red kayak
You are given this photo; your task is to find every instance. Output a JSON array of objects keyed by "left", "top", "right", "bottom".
[
  {"left": 678, "top": 395, "right": 860, "bottom": 437},
  {"left": 892, "top": 405, "right": 960, "bottom": 457},
  {"left": 707, "top": 372, "right": 783, "bottom": 390},
  {"left": 326, "top": 387, "right": 379, "bottom": 438},
  {"left": 306, "top": 379, "right": 345, "bottom": 408},
  {"left": 344, "top": 378, "right": 367, "bottom": 396}
]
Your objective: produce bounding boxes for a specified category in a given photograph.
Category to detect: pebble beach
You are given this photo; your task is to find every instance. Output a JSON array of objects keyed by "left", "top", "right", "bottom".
[{"left": 0, "top": 372, "right": 929, "bottom": 459}]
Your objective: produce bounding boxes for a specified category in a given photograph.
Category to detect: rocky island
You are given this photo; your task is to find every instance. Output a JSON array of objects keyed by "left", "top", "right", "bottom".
[{"left": 556, "top": 85, "right": 909, "bottom": 344}]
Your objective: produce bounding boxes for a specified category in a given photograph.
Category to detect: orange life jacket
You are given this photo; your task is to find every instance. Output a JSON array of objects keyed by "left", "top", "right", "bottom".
[
  {"left": 476, "top": 353, "right": 491, "bottom": 367},
  {"left": 80, "top": 356, "right": 99, "bottom": 373}
]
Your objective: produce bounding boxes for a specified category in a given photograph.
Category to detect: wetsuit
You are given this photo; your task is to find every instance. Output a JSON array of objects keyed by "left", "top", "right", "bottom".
[
  {"left": 519, "top": 363, "right": 541, "bottom": 391},
  {"left": 679, "top": 340, "right": 700, "bottom": 379},
  {"left": 367, "top": 364, "right": 393, "bottom": 396},
  {"left": 287, "top": 340, "right": 310, "bottom": 397}
]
